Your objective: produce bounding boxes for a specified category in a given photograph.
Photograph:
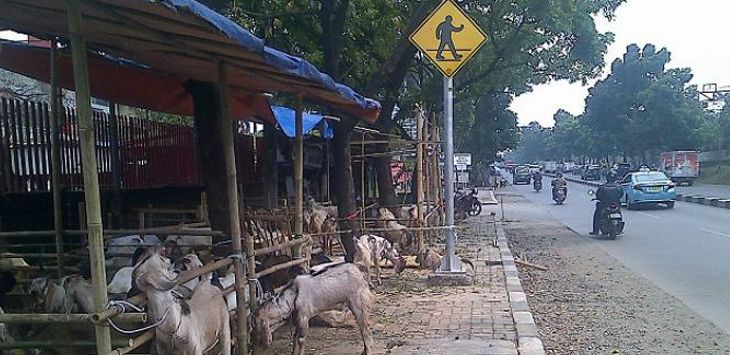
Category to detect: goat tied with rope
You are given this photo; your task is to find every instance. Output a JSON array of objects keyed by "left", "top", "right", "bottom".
[{"left": 133, "top": 246, "right": 230, "bottom": 355}]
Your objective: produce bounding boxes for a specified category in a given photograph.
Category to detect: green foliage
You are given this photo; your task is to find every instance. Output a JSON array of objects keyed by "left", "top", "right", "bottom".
[
  {"left": 455, "top": 93, "right": 519, "bottom": 164},
  {"left": 513, "top": 43, "right": 710, "bottom": 164}
]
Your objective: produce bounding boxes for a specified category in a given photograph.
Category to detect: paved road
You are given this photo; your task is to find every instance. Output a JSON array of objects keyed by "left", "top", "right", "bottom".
[{"left": 503, "top": 179, "right": 730, "bottom": 335}]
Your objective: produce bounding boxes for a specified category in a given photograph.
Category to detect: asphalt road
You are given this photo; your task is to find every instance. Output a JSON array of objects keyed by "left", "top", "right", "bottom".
[{"left": 504, "top": 179, "right": 730, "bottom": 335}]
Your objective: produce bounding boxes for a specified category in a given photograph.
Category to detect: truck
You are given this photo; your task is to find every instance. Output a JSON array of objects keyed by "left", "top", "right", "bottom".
[{"left": 660, "top": 151, "right": 700, "bottom": 186}]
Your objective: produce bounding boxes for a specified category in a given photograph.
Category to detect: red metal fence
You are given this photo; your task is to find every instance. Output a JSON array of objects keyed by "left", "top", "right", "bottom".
[{"left": 0, "top": 97, "right": 210, "bottom": 193}]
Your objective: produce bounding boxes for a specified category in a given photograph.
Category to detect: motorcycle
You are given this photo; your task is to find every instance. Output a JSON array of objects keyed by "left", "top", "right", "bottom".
[
  {"left": 533, "top": 178, "right": 543, "bottom": 192},
  {"left": 553, "top": 187, "right": 566, "bottom": 205},
  {"left": 589, "top": 190, "right": 625, "bottom": 239},
  {"left": 455, "top": 188, "right": 482, "bottom": 220}
]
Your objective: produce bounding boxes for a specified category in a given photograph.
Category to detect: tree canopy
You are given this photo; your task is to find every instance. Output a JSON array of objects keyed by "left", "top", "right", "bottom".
[{"left": 511, "top": 43, "right": 710, "bottom": 165}]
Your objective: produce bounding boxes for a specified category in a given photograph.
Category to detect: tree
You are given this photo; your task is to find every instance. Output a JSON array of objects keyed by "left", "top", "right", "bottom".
[{"left": 456, "top": 93, "right": 519, "bottom": 165}]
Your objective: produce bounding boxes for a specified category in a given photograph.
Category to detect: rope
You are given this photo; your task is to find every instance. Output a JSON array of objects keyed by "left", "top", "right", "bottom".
[
  {"left": 105, "top": 300, "right": 170, "bottom": 335},
  {"left": 247, "top": 278, "right": 265, "bottom": 301}
]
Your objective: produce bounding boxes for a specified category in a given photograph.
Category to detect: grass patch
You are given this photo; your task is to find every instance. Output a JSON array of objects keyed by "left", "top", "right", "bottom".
[{"left": 699, "top": 162, "right": 730, "bottom": 185}]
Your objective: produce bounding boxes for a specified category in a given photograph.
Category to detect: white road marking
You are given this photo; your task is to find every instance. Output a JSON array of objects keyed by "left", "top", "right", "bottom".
[
  {"left": 636, "top": 212, "right": 661, "bottom": 220},
  {"left": 700, "top": 228, "right": 730, "bottom": 239}
]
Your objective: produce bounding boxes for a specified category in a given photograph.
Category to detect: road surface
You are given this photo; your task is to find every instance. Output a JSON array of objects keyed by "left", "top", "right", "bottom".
[
  {"left": 678, "top": 183, "right": 730, "bottom": 199},
  {"left": 504, "top": 179, "right": 730, "bottom": 335}
]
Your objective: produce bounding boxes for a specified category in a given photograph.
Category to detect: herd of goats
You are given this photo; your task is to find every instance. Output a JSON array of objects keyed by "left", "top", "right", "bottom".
[{"left": 0, "top": 199, "right": 466, "bottom": 355}]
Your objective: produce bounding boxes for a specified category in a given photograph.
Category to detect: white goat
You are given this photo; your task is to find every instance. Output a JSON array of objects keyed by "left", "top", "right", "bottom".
[
  {"left": 306, "top": 198, "right": 339, "bottom": 255},
  {"left": 173, "top": 254, "right": 211, "bottom": 293},
  {"left": 107, "top": 266, "right": 134, "bottom": 295},
  {"left": 165, "top": 233, "right": 212, "bottom": 255},
  {"left": 354, "top": 235, "right": 406, "bottom": 285},
  {"left": 397, "top": 205, "right": 419, "bottom": 227},
  {"left": 133, "top": 247, "right": 230, "bottom": 355},
  {"left": 254, "top": 262, "right": 374, "bottom": 355},
  {"left": 377, "top": 207, "right": 412, "bottom": 249},
  {"left": 106, "top": 235, "right": 161, "bottom": 275}
]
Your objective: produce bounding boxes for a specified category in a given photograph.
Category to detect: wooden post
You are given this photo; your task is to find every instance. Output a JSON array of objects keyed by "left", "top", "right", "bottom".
[
  {"left": 293, "top": 94, "right": 304, "bottom": 259},
  {"left": 108, "top": 103, "right": 122, "bottom": 228},
  {"left": 431, "top": 116, "right": 444, "bottom": 225},
  {"left": 66, "top": 1, "right": 112, "bottom": 353},
  {"left": 49, "top": 39, "right": 65, "bottom": 276},
  {"left": 263, "top": 123, "right": 278, "bottom": 209},
  {"left": 217, "top": 62, "right": 249, "bottom": 355},
  {"left": 415, "top": 107, "right": 425, "bottom": 252}
]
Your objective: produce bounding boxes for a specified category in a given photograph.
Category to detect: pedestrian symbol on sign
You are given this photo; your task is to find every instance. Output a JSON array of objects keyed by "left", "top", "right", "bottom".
[
  {"left": 435, "top": 15, "right": 464, "bottom": 61},
  {"left": 409, "top": 0, "right": 487, "bottom": 77}
]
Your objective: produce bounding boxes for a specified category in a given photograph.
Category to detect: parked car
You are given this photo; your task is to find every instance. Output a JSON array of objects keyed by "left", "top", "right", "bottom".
[
  {"left": 572, "top": 165, "right": 583, "bottom": 175},
  {"left": 513, "top": 166, "right": 532, "bottom": 185},
  {"left": 620, "top": 168, "right": 677, "bottom": 209},
  {"left": 581, "top": 165, "right": 601, "bottom": 181}
]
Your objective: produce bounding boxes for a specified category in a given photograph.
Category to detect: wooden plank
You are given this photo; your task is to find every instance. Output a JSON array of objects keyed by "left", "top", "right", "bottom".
[
  {"left": 29, "top": 102, "right": 42, "bottom": 191},
  {"left": 0, "top": 99, "right": 13, "bottom": 193},
  {"left": 21, "top": 100, "right": 32, "bottom": 191}
]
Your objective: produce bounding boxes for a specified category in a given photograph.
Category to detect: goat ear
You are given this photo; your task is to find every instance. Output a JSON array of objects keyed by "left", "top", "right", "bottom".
[{"left": 137, "top": 273, "right": 177, "bottom": 292}]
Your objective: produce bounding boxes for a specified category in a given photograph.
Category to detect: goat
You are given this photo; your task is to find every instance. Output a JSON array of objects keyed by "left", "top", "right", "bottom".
[
  {"left": 107, "top": 266, "right": 134, "bottom": 295},
  {"left": 106, "top": 235, "right": 161, "bottom": 275},
  {"left": 377, "top": 207, "right": 413, "bottom": 250},
  {"left": 29, "top": 275, "right": 94, "bottom": 314},
  {"left": 354, "top": 235, "right": 406, "bottom": 285},
  {"left": 416, "top": 248, "right": 443, "bottom": 272},
  {"left": 254, "top": 262, "right": 374, "bottom": 355},
  {"left": 165, "top": 233, "right": 213, "bottom": 255},
  {"left": 133, "top": 247, "right": 230, "bottom": 355},
  {"left": 396, "top": 205, "right": 419, "bottom": 227},
  {"left": 173, "top": 254, "right": 211, "bottom": 293},
  {"left": 306, "top": 198, "right": 339, "bottom": 255}
]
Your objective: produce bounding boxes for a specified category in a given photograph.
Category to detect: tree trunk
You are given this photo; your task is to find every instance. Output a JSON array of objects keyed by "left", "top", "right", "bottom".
[
  {"left": 263, "top": 122, "right": 278, "bottom": 209},
  {"left": 332, "top": 118, "right": 358, "bottom": 261},
  {"left": 185, "top": 80, "right": 231, "bottom": 238}
]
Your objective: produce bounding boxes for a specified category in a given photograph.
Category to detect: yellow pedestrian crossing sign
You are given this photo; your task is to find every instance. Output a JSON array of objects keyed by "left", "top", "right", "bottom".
[{"left": 409, "top": 0, "right": 487, "bottom": 77}]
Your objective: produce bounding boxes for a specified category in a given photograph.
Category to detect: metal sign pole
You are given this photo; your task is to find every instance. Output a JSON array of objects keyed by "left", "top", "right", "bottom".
[{"left": 440, "top": 75, "right": 461, "bottom": 272}]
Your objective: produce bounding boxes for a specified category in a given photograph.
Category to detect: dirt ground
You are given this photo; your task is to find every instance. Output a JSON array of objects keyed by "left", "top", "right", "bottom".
[
  {"left": 261, "top": 217, "right": 517, "bottom": 355},
  {"left": 501, "top": 192, "right": 730, "bottom": 354}
]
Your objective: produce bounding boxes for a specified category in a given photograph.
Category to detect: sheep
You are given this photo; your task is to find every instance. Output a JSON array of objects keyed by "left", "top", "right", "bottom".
[
  {"left": 133, "top": 247, "right": 230, "bottom": 355},
  {"left": 354, "top": 235, "right": 406, "bottom": 285},
  {"left": 107, "top": 266, "right": 134, "bottom": 295},
  {"left": 254, "top": 262, "right": 374, "bottom": 355}
]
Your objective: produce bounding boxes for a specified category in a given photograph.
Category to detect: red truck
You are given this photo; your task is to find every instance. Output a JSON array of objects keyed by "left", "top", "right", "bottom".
[{"left": 660, "top": 151, "right": 700, "bottom": 186}]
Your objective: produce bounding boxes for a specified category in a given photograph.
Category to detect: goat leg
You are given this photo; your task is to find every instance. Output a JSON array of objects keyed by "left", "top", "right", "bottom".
[
  {"left": 292, "top": 317, "right": 309, "bottom": 355},
  {"left": 351, "top": 305, "right": 373, "bottom": 355}
]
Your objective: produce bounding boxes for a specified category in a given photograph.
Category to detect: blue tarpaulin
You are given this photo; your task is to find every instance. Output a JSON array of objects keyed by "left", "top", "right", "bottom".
[
  {"left": 272, "top": 106, "right": 334, "bottom": 139},
  {"left": 161, "top": 0, "right": 380, "bottom": 118}
]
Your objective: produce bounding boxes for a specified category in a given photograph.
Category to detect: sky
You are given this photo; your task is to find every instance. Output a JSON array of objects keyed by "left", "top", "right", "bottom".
[{"left": 510, "top": 0, "right": 730, "bottom": 127}]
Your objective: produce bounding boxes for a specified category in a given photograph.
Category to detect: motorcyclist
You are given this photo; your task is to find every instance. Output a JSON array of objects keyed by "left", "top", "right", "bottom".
[
  {"left": 590, "top": 171, "right": 624, "bottom": 235},
  {"left": 551, "top": 172, "right": 568, "bottom": 199},
  {"left": 533, "top": 169, "right": 543, "bottom": 183}
]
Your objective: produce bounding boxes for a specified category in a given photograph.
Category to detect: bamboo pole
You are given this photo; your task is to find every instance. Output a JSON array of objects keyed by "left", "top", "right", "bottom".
[
  {"left": 67, "top": 1, "right": 112, "bottom": 353},
  {"left": 217, "top": 61, "right": 248, "bottom": 355},
  {"left": 416, "top": 107, "right": 425, "bottom": 252},
  {"left": 293, "top": 93, "right": 304, "bottom": 259},
  {"left": 255, "top": 257, "right": 309, "bottom": 279},
  {"left": 0, "top": 313, "right": 146, "bottom": 324},
  {"left": 0, "top": 340, "right": 130, "bottom": 350},
  {"left": 106, "top": 330, "right": 154, "bottom": 355},
  {"left": 49, "top": 39, "right": 65, "bottom": 277},
  {"left": 108, "top": 103, "right": 122, "bottom": 228}
]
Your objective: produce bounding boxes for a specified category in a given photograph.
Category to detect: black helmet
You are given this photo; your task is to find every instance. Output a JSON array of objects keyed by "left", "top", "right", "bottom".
[{"left": 606, "top": 170, "right": 618, "bottom": 182}]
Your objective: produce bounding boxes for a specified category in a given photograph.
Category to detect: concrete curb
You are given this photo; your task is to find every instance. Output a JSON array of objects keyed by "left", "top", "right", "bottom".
[
  {"left": 676, "top": 194, "right": 730, "bottom": 209},
  {"left": 495, "top": 222, "right": 546, "bottom": 355}
]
